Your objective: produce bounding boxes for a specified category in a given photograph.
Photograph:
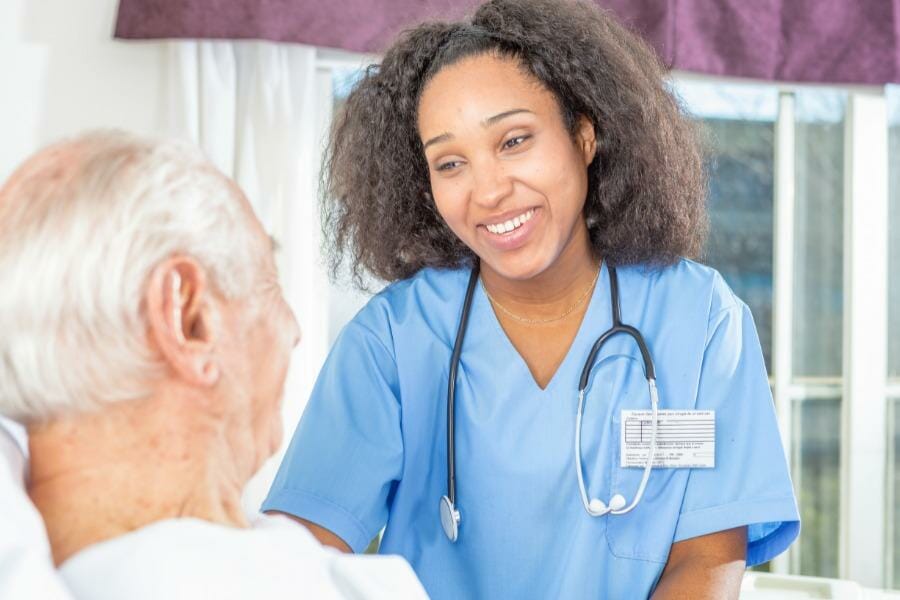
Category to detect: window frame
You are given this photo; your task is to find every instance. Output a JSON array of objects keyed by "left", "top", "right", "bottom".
[
  {"left": 887, "top": 390, "right": 900, "bottom": 589},
  {"left": 839, "top": 89, "right": 889, "bottom": 588}
]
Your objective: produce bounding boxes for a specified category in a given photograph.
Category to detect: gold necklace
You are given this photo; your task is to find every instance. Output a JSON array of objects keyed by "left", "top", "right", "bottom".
[{"left": 481, "top": 264, "right": 601, "bottom": 325}]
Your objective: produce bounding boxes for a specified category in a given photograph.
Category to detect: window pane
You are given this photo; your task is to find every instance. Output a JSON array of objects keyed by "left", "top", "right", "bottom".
[
  {"left": 792, "top": 90, "right": 846, "bottom": 378},
  {"left": 328, "top": 66, "right": 374, "bottom": 345},
  {"left": 889, "top": 85, "right": 900, "bottom": 379},
  {"left": 791, "top": 90, "right": 845, "bottom": 581},
  {"left": 795, "top": 397, "right": 841, "bottom": 577},
  {"left": 332, "top": 67, "right": 361, "bottom": 114},
  {"left": 674, "top": 80, "right": 777, "bottom": 373},
  {"left": 892, "top": 399, "right": 900, "bottom": 589},
  {"left": 888, "top": 85, "right": 900, "bottom": 590}
]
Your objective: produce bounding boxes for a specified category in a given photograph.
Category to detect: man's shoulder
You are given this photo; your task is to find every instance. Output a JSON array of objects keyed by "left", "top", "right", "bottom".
[
  {"left": 60, "top": 516, "right": 427, "bottom": 600},
  {"left": 60, "top": 517, "right": 331, "bottom": 599}
]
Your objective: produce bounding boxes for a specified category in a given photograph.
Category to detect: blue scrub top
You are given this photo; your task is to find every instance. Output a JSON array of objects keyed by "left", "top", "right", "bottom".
[{"left": 263, "top": 260, "right": 799, "bottom": 599}]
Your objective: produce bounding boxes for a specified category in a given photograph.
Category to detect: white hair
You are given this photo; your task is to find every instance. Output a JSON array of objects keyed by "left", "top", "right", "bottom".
[{"left": 0, "top": 130, "right": 261, "bottom": 422}]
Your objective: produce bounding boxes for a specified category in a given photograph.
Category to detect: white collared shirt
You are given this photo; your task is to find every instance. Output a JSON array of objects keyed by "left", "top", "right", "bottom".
[
  {"left": 60, "top": 513, "right": 428, "bottom": 600},
  {"left": 0, "top": 416, "right": 74, "bottom": 600}
]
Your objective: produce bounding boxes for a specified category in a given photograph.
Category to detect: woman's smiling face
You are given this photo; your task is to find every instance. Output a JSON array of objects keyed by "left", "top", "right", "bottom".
[{"left": 418, "top": 53, "right": 596, "bottom": 281}]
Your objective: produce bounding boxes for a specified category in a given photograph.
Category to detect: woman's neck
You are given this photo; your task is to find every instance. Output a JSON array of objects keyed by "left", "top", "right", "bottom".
[
  {"left": 27, "top": 394, "right": 248, "bottom": 566},
  {"left": 480, "top": 221, "right": 599, "bottom": 321}
]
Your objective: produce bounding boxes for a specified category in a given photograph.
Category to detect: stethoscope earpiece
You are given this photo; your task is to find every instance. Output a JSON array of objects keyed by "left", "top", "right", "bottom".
[
  {"left": 610, "top": 494, "right": 627, "bottom": 511},
  {"left": 587, "top": 494, "right": 626, "bottom": 515}
]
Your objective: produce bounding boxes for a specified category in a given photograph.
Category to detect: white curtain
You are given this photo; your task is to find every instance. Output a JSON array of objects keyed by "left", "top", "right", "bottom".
[{"left": 164, "top": 41, "right": 332, "bottom": 515}]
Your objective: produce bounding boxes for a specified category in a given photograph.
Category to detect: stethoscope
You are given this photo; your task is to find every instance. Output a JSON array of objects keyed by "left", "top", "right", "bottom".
[{"left": 439, "top": 262, "right": 660, "bottom": 542}]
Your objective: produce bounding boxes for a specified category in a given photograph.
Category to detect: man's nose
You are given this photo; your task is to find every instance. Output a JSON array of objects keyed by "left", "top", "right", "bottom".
[{"left": 289, "top": 309, "right": 301, "bottom": 347}]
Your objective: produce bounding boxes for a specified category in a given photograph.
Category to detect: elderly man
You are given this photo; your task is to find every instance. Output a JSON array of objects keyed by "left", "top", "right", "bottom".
[{"left": 0, "top": 131, "right": 427, "bottom": 599}]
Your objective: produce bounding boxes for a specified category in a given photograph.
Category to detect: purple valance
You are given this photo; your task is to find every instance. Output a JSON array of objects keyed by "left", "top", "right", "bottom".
[{"left": 115, "top": 0, "right": 900, "bottom": 86}]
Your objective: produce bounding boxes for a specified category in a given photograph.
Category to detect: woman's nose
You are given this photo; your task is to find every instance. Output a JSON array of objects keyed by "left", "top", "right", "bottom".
[{"left": 471, "top": 162, "right": 514, "bottom": 208}]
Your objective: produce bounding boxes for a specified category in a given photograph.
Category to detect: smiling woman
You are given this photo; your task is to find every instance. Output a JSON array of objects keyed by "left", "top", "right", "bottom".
[
  {"left": 262, "top": 1, "right": 799, "bottom": 599},
  {"left": 321, "top": 1, "right": 707, "bottom": 287}
]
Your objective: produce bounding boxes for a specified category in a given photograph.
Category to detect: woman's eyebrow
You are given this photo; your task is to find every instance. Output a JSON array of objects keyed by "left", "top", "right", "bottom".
[
  {"left": 422, "top": 108, "right": 534, "bottom": 151},
  {"left": 482, "top": 108, "right": 532, "bottom": 127},
  {"left": 423, "top": 133, "right": 453, "bottom": 151}
]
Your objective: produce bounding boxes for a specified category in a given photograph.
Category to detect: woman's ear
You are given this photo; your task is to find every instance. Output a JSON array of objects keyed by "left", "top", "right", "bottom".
[
  {"left": 576, "top": 115, "right": 598, "bottom": 166},
  {"left": 145, "top": 256, "right": 220, "bottom": 387}
]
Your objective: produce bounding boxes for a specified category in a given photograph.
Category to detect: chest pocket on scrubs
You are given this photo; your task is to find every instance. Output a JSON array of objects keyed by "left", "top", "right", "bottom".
[{"left": 588, "top": 350, "right": 690, "bottom": 564}]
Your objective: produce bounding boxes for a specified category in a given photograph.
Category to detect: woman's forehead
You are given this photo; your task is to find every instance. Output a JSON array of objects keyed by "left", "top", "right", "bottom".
[{"left": 417, "top": 54, "right": 556, "bottom": 133}]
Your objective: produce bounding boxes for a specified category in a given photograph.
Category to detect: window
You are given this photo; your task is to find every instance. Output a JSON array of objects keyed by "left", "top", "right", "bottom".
[
  {"left": 888, "top": 86, "right": 900, "bottom": 383},
  {"left": 887, "top": 84, "right": 900, "bottom": 589},
  {"left": 675, "top": 78, "right": 847, "bottom": 577},
  {"left": 674, "top": 80, "right": 777, "bottom": 371},
  {"left": 791, "top": 89, "right": 846, "bottom": 578},
  {"left": 325, "top": 64, "right": 376, "bottom": 345}
]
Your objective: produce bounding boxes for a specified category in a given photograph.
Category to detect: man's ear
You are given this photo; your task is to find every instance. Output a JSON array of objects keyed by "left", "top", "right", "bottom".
[
  {"left": 146, "top": 257, "right": 220, "bottom": 387},
  {"left": 576, "top": 115, "right": 598, "bottom": 166}
]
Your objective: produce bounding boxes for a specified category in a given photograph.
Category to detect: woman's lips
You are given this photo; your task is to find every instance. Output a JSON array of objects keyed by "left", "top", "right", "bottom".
[{"left": 478, "top": 207, "right": 541, "bottom": 252}]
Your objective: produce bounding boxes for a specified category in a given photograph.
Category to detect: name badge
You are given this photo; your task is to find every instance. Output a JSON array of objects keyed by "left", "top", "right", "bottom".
[{"left": 620, "top": 410, "right": 715, "bottom": 469}]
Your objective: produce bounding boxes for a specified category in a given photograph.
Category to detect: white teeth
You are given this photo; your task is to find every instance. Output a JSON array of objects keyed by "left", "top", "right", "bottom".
[{"left": 485, "top": 209, "right": 534, "bottom": 235}]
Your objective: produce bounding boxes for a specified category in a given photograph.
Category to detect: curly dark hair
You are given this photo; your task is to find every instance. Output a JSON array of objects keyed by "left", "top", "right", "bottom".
[{"left": 323, "top": 0, "right": 707, "bottom": 286}]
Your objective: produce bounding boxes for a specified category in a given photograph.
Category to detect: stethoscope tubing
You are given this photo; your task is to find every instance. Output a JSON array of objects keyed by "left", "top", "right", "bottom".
[
  {"left": 575, "top": 379, "right": 659, "bottom": 516},
  {"left": 442, "top": 262, "right": 659, "bottom": 541},
  {"left": 446, "top": 264, "right": 481, "bottom": 507}
]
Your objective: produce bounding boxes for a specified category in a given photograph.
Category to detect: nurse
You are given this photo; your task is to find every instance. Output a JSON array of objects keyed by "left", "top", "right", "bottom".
[{"left": 263, "top": 0, "right": 800, "bottom": 597}]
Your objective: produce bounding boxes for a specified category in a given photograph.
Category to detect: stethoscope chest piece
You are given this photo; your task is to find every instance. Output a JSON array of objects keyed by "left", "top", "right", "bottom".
[{"left": 439, "top": 495, "right": 460, "bottom": 542}]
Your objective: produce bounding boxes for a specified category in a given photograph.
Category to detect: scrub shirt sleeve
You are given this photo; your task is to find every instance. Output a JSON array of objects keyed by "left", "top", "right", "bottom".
[
  {"left": 672, "top": 293, "right": 800, "bottom": 567},
  {"left": 261, "top": 320, "right": 403, "bottom": 553}
]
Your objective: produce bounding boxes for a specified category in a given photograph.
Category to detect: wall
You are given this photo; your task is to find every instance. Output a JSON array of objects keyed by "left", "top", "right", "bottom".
[
  {"left": 0, "top": 0, "right": 168, "bottom": 180},
  {"left": 0, "top": 0, "right": 293, "bottom": 514}
]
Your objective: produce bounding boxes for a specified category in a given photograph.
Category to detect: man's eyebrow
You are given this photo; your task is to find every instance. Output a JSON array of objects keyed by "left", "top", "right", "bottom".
[{"left": 421, "top": 109, "right": 533, "bottom": 152}]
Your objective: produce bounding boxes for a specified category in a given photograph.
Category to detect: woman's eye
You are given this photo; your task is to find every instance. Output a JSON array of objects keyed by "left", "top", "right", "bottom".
[
  {"left": 502, "top": 135, "right": 531, "bottom": 150},
  {"left": 436, "top": 160, "right": 461, "bottom": 172}
]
